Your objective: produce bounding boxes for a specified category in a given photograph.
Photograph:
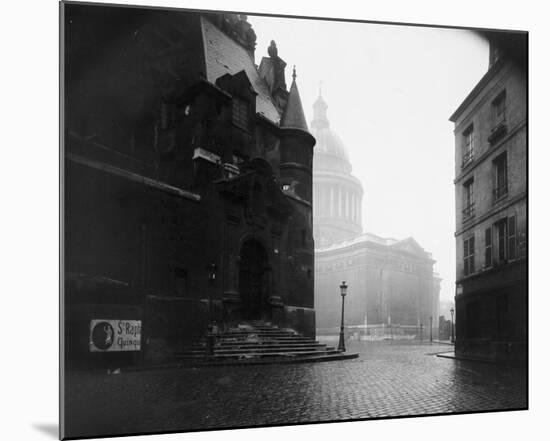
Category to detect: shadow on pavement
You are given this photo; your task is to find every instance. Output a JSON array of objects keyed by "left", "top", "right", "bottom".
[{"left": 32, "top": 423, "right": 58, "bottom": 439}]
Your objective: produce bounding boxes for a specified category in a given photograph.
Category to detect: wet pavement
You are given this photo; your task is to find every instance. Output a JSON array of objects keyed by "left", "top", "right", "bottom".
[{"left": 65, "top": 341, "right": 527, "bottom": 439}]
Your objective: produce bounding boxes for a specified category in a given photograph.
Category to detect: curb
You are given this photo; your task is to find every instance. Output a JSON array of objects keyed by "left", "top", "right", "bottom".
[
  {"left": 71, "top": 352, "right": 360, "bottom": 374},
  {"left": 435, "top": 351, "right": 526, "bottom": 368}
]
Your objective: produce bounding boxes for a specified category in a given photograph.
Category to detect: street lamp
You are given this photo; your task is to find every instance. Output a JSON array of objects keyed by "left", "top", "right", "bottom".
[
  {"left": 450, "top": 307, "right": 455, "bottom": 343},
  {"left": 206, "top": 262, "right": 217, "bottom": 355},
  {"left": 338, "top": 281, "right": 347, "bottom": 352}
]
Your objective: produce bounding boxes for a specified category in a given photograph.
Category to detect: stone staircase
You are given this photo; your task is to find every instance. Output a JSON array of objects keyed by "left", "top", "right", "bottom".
[{"left": 177, "top": 320, "right": 358, "bottom": 366}]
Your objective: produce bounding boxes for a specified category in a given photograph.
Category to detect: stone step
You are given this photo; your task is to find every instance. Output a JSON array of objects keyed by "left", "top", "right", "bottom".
[
  {"left": 210, "top": 333, "right": 309, "bottom": 339},
  {"left": 177, "top": 320, "right": 354, "bottom": 365},
  {"left": 184, "top": 346, "right": 330, "bottom": 355},
  {"left": 217, "top": 331, "right": 299, "bottom": 337},
  {"left": 192, "top": 340, "right": 325, "bottom": 347},
  {"left": 189, "top": 341, "right": 328, "bottom": 348},
  {"left": 204, "top": 339, "right": 316, "bottom": 344},
  {"left": 177, "top": 349, "right": 345, "bottom": 360},
  {"left": 179, "top": 351, "right": 360, "bottom": 366}
]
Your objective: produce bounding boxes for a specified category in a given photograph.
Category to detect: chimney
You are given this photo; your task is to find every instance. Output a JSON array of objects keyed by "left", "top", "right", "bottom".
[{"left": 258, "top": 41, "right": 289, "bottom": 110}]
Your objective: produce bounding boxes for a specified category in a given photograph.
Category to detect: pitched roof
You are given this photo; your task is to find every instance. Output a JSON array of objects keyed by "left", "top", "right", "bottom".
[
  {"left": 281, "top": 75, "right": 309, "bottom": 131},
  {"left": 200, "top": 17, "right": 281, "bottom": 124}
]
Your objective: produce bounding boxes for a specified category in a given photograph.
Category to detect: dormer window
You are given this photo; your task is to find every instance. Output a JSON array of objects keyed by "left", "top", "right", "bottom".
[
  {"left": 216, "top": 70, "right": 257, "bottom": 132},
  {"left": 232, "top": 96, "right": 251, "bottom": 131}
]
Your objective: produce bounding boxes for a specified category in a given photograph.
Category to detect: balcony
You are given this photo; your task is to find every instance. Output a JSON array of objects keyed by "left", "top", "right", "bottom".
[
  {"left": 462, "top": 202, "right": 475, "bottom": 222},
  {"left": 488, "top": 119, "right": 508, "bottom": 144},
  {"left": 461, "top": 150, "right": 474, "bottom": 168},
  {"left": 493, "top": 183, "right": 508, "bottom": 202}
]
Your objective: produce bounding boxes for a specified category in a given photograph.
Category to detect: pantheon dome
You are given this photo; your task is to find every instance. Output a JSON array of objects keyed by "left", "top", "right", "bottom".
[{"left": 311, "top": 94, "right": 364, "bottom": 247}]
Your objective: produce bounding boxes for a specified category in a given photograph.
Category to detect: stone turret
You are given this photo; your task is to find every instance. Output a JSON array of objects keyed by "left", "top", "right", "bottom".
[{"left": 279, "top": 67, "right": 316, "bottom": 203}]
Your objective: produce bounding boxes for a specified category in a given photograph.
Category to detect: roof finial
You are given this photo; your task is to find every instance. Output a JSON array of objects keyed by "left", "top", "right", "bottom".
[
  {"left": 292, "top": 65, "right": 296, "bottom": 82},
  {"left": 268, "top": 40, "right": 278, "bottom": 58},
  {"left": 319, "top": 80, "right": 323, "bottom": 97}
]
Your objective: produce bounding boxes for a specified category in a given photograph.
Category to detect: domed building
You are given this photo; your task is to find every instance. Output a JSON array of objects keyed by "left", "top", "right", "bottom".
[
  {"left": 312, "top": 94, "right": 363, "bottom": 246},
  {"left": 312, "top": 95, "right": 441, "bottom": 337}
]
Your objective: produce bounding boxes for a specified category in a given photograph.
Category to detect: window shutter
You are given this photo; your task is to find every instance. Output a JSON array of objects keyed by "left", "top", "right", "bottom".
[
  {"left": 485, "top": 228, "right": 492, "bottom": 267},
  {"left": 463, "top": 237, "right": 475, "bottom": 276},
  {"left": 469, "top": 236, "right": 475, "bottom": 274},
  {"left": 508, "top": 216, "right": 517, "bottom": 260},
  {"left": 463, "top": 239, "right": 469, "bottom": 276}
]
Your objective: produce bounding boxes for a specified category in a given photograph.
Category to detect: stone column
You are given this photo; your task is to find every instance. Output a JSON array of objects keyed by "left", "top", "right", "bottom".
[
  {"left": 329, "top": 184, "right": 334, "bottom": 217},
  {"left": 338, "top": 186, "right": 342, "bottom": 218},
  {"left": 346, "top": 189, "right": 351, "bottom": 220}
]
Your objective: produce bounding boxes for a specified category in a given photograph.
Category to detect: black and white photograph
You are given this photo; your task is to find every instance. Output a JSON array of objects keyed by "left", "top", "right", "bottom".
[
  {"left": 58, "top": 1, "right": 530, "bottom": 439},
  {"left": 6, "top": 1, "right": 550, "bottom": 441}
]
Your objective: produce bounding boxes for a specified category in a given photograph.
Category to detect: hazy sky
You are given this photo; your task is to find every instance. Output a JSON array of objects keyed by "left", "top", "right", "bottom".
[{"left": 249, "top": 15, "right": 489, "bottom": 302}]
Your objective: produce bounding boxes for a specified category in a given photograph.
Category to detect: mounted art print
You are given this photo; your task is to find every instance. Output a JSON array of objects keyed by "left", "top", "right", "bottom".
[{"left": 60, "top": 1, "right": 528, "bottom": 439}]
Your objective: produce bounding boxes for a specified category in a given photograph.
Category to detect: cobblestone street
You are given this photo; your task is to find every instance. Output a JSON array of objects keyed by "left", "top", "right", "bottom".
[{"left": 65, "top": 341, "right": 527, "bottom": 439}]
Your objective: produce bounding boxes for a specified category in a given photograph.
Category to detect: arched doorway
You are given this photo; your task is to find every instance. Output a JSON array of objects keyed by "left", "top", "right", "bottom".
[{"left": 239, "top": 239, "right": 268, "bottom": 320}]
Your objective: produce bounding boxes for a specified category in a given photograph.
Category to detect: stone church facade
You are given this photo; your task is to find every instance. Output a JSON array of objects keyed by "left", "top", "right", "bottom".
[{"left": 64, "top": 5, "right": 315, "bottom": 367}]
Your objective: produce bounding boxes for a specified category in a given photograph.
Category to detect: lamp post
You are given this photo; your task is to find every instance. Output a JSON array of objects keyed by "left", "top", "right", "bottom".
[
  {"left": 338, "top": 281, "right": 348, "bottom": 352},
  {"left": 450, "top": 307, "right": 455, "bottom": 344},
  {"left": 206, "top": 262, "right": 217, "bottom": 356},
  {"left": 429, "top": 316, "right": 433, "bottom": 344}
]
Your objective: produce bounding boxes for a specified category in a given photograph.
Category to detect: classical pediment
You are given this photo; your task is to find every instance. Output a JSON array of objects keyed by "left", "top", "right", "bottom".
[{"left": 389, "top": 237, "right": 427, "bottom": 256}]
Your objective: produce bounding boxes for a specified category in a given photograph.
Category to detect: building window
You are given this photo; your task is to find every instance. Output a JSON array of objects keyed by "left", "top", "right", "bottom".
[
  {"left": 493, "top": 90, "right": 507, "bottom": 126},
  {"left": 463, "top": 236, "right": 475, "bottom": 276},
  {"left": 462, "top": 124, "right": 474, "bottom": 167},
  {"left": 488, "top": 90, "right": 508, "bottom": 143},
  {"left": 462, "top": 178, "right": 475, "bottom": 221},
  {"left": 495, "top": 219, "right": 507, "bottom": 264},
  {"left": 484, "top": 227, "right": 492, "bottom": 268},
  {"left": 492, "top": 215, "right": 517, "bottom": 265},
  {"left": 175, "top": 267, "right": 188, "bottom": 296},
  {"left": 232, "top": 97, "right": 250, "bottom": 131},
  {"left": 493, "top": 152, "right": 508, "bottom": 202},
  {"left": 508, "top": 215, "right": 517, "bottom": 260}
]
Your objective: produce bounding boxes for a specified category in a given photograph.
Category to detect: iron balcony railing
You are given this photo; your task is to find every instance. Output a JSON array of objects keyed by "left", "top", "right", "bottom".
[
  {"left": 488, "top": 118, "right": 508, "bottom": 144},
  {"left": 462, "top": 202, "right": 475, "bottom": 222},
  {"left": 461, "top": 150, "right": 474, "bottom": 168},
  {"left": 493, "top": 183, "right": 508, "bottom": 201}
]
